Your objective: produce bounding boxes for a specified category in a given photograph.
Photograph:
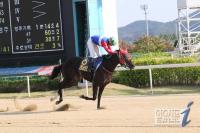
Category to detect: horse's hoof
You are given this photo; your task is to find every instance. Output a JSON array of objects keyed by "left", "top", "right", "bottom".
[
  {"left": 55, "top": 100, "right": 62, "bottom": 105},
  {"left": 97, "top": 107, "right": 106, "bottom": 110},
  {"left": 80, "top": 95, "right": 85, "bottom": 99}
]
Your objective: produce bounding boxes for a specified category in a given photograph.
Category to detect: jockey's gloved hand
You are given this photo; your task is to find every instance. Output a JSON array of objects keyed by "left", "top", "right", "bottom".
[{"left": 107, "top": 37, "right": 116, "bottom": 46}]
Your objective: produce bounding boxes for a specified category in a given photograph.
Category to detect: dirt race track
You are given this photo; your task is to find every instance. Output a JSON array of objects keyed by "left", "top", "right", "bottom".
[{"left": 0, "top": 94, "right": 200, "bottom": 133}]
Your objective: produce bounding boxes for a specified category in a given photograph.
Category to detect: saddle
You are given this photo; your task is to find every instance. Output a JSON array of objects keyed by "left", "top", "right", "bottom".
[{"left": 79, "top": 57, "right": 103, "bottom": 72}]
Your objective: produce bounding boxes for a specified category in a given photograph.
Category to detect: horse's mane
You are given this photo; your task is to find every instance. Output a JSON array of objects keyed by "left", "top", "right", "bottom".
[{"left": 102, "top": 51, "right": 118, "bottom": 60}]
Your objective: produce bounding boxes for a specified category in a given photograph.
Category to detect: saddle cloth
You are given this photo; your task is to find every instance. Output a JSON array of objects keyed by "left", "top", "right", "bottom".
[{"left": 79, "top": 57, "right": 103, "bottom": 72}]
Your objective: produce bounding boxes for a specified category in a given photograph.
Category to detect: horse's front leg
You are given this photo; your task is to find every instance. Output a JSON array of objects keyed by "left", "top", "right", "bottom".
[
  {"left": 97, "top": 85, "right": 106, "bottom": 109},
  {"left": 80, "top": 83, "right": 98, "bottom": 101}
]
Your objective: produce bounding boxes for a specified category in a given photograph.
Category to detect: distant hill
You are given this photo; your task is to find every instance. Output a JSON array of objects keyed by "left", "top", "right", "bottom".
[{"left": 118, "top": 20, "right": 177, "bottom": 42}]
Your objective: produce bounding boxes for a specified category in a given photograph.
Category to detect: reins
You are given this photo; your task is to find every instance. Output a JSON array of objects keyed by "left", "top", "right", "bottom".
[
  {"left": 101, "top": 65, "right": 113, "bottom": 74},
  {"left": 93, "top": 51, "right": 122, "bottom": 77},
  {"left": 100, "top": 51, "right": 125, "bottom": 75}
]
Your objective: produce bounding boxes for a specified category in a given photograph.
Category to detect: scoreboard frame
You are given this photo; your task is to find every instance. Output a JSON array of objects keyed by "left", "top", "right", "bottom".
[{"left": 0, "top": 0, "right": 64, "bottom": 54}]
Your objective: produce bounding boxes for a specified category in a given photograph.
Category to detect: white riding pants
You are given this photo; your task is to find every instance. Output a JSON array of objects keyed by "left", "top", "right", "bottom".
[{"left": 87, "top": 38, "right": 101, "bottom": 58}]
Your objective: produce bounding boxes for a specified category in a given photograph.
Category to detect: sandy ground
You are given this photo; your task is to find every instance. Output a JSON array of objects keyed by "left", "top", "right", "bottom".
[{"left": 0, "top": 94, "right": 199, "bottom": 133}]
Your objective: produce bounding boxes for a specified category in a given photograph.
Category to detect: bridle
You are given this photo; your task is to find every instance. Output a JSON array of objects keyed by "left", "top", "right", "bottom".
[
  {"left": 118, "top": 50, "right": 126, "bottom": 65},
  {"left": 100, "top": 50, "right": 128, "bottom": 74}
]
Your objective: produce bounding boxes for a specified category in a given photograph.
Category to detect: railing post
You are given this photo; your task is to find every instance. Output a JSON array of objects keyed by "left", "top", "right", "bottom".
[
  {"left": 59, "top": 59, "right": 63, "bottom": 80},
  {"left": 149, "top": 68, "right": 153, "bottom": 95},
  {"left": 85, "top": 80, "right": 89, "bottom": 96},
  {"left": 27, "top": 76, "right": 31, "bottom": 97}
]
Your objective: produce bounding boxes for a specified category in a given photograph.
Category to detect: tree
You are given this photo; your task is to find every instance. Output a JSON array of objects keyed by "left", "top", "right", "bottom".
[
  {"left": 133, "top": 36, "right": 174, "bottom": 53},
  {"left": 159, "top": 34, "right": 177, "bottom": 45},
  {"left": 118, "top": 40, "right": 135, "bottom": 52}
]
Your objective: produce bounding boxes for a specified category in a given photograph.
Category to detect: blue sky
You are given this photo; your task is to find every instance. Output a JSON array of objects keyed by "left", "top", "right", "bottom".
[{"left": 116, "top": 0, "right": 178, "bottom": 27}]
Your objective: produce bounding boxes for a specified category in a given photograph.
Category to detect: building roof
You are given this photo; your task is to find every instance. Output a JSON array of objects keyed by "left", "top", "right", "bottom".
[{"left": 0, "top": 66, "right": 55, "bottom": 77}]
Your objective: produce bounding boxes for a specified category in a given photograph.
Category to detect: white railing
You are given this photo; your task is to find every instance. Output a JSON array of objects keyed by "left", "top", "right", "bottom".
[{"left": 116, "top": 63, "right": 200, "bottom": 94}]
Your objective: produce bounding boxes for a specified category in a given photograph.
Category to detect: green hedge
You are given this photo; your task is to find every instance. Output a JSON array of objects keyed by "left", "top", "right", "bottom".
[
  {"left": 0, "top": 76, "right": 59, "bottom": 93},
  {"left": 112, "top": 67, "right": 200, "bottom": 88},
  {"left": 133, "top": 52, "right": 196, "bottom": 65},
  {"left": 133, "top": 52, "right": 171, "bottom": 58},
  {"left": 112, "top": 53, "right": 199, "bottom": 88},
  {"left": 134, "top": 57, "right": 196, "bottom": 65}
]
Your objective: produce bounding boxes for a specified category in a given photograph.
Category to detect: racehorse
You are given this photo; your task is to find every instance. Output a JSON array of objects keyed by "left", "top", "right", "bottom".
[{"left": 50, "top": 49, "right": 134, "bottom": 109}]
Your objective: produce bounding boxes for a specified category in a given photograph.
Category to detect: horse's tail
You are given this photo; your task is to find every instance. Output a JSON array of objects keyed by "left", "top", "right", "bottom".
[{"left": 49, "top": 65, "right": 62, "bottom": 79}]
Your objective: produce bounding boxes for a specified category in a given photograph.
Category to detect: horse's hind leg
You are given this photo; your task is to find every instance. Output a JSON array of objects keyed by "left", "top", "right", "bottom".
[
  {"left": 56, "top": 82, "right": 64, "bottom": 104},
  {"left": 56, "top": 78, "right": 79, "bottom": 104},
  {"left": 80, "top": 83, "right": 98, "bottom": 101},
  {"left": 56, "top": 80, "right": 71, "bottom": 104}
]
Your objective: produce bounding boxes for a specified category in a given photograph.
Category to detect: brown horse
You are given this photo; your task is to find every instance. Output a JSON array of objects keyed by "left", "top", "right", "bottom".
[{"left": 50, "top": 49, "right": 134, "bottom": 109}]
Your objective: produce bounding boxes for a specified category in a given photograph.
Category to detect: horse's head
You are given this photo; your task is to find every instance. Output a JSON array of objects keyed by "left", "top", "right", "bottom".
[{"left": 117, "top": 48, "right": 135, "bottom": 70}]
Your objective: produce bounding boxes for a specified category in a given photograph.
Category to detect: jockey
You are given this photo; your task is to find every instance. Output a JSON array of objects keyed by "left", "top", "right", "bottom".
[{"left": 87, "top": 35, "right": 116, "bottom": 58}]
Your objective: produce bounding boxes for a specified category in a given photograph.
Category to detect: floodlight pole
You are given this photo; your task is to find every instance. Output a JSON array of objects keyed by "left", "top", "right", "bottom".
[{"left": 141, "top": 4, "right": 149, "bottom": 37}]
